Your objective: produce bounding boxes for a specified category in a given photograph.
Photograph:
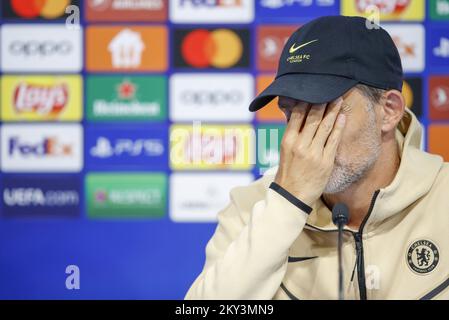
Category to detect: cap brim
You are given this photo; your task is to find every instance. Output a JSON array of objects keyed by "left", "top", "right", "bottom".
[{"left": 249, "top": 73, "right": 358, "bottom": 112}]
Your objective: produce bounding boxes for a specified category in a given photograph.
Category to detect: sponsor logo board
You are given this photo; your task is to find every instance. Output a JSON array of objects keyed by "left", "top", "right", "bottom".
[
  {"left": 1, "top": 124, "right": 83, "bottom": 173},
  {"left": 86, "top": 75, "right": 166, "bottom": 122},
  {"left": 86, "top": 173, "right": 167, "bottom": 218},
  {"left": 1, "top": 175, "right": 81, "bottom": 217},
  {"left": 85, "top": 124, "right": 168, "bottom": 170},
  {"left": 170, "top": 124, "right": 255, "bottom": 170},
  {"left": 169, "top": 172, "right": 253, "bottom": 222},
  {"left": 169, "top": 73, "right": 254, "bottom": 122},
  {"left": 1, "top": 24, "right": 82, "bottom": 72},
  {"left": 86, "top": 26, "right": 168, "bottom": 72},
  {"left": 1, "top": 75, "right": 82, "bottom": 122}
]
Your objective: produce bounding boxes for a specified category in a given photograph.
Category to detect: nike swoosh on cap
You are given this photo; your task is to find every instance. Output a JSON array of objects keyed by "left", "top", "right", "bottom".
[{"left": 289, "top": 39, "right": 319, "bottom": 54}]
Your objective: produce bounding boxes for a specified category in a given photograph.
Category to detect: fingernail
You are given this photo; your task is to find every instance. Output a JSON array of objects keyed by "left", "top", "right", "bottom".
[{"left": 337, "top": 113, "right": 346, "bottom": 126}]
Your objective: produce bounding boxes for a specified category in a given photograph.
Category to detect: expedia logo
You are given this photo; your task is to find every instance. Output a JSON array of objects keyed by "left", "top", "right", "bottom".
[
  {"left": 89, "top": 0, "right": 164, "bottom": 11},
  {"left": 407, "top": 239, "right": 440, "bottom": 275},
  {"left": 86, "top": 0, "right": 167, "bottom": 22}
]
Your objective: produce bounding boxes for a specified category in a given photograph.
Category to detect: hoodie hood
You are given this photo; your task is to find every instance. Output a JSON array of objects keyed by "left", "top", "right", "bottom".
[{"left": 262, "top": 108, "right": 444, "bottom": 233}]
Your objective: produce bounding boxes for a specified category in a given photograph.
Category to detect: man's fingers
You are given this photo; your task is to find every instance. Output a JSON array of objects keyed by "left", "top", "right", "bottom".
[
  {"left": 280, "top": 102, "right": 308, "bottom": 163},
  {"left": 324, "top": 113, "right": 346, "bottom": 159},
  {"left": 285, "top": 102, "right": 308, "bottom": 132},
  {"left": 312, "top": 98, "right": 343, "bottom": 149},
  {"left": 298, "top": 103, "right": 326, "bottom": 147}
]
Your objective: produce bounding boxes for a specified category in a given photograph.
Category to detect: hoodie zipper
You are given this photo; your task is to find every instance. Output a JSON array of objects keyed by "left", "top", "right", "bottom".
[
  {"left": 304, "top": 189, "right": 381, "bottom": 300},
  {"left": 353, "top": 232, "right": 366, "bottom": 299},
  {"left": 352, "top": 190, "right": 380, "bottom": 300}
]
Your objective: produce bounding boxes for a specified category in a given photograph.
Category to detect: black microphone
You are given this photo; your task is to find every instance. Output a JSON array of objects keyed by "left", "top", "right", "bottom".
[{"left": 332, "top": 202, "right": 350, "bottom": 300}]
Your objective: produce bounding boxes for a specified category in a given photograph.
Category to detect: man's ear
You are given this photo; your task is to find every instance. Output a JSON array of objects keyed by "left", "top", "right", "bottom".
[{"left": 380, "top": 90, "right": 405, "bottom": 133}]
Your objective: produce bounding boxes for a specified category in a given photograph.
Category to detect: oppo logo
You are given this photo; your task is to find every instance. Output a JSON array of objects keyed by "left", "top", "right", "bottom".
[
  {"left": 9, "top": 41, "right": 73, "bottom": 56},
  {"left": 181, "top": 90, "right": 243, "bottom": 105}
]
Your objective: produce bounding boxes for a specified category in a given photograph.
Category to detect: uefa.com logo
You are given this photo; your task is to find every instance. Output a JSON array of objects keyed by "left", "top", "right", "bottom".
[{"left": 170, "top": 122, "right": 284, "bottom": 174}]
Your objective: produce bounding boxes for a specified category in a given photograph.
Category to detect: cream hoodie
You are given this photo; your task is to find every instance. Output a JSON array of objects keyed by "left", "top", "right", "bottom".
[{"left": 186, "top": 108, "right": 449, "bottom": 300}]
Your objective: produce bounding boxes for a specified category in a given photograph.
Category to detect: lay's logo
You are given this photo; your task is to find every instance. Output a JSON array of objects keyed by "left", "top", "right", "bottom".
[
  {"left": 1, "top": 75, "right": 82, "bottom": 122},
  {"left": 14, "top": 83, "right": 68, "bottom": 116},
  {"left": 341, "top": 0, "right": 424, "bottom": 21}
]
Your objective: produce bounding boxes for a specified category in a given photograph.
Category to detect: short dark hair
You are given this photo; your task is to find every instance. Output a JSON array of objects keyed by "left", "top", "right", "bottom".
[{"left": 355, "top": 84, "right": 386, "bottom": 105}]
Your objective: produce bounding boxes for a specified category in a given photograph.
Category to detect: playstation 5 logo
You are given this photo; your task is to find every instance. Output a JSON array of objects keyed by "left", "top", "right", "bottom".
[
  {"left": 434, "top": 37, "right": 449, "bottom": 58},
  {"left": 90, "top": 136, "right": 164, "bottom": 158},
  {"left": 260, "top": 0, "right": 334, "bottom": 9}
]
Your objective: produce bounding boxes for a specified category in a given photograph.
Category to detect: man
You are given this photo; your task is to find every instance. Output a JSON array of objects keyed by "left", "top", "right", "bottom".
[{"left": 185, "top": 16, "right": 449, "bottom": 300}]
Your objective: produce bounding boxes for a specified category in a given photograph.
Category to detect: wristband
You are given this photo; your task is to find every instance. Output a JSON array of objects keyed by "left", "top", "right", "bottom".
[{"left": 269, "top": 182, "right": 313, "bottom": 215}]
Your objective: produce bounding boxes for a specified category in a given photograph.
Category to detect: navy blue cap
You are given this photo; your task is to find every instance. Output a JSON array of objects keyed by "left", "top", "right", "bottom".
[{"left": 249, "top": 15, "right": 403, "bottom": 112}]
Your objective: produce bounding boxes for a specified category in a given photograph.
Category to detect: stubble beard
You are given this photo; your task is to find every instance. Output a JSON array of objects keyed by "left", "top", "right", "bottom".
[{"left": 323, "top": 104, "right": 382, "bottom": 194}]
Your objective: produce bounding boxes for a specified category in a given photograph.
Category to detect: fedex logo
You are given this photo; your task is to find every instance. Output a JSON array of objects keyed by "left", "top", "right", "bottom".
[
  {"left": 180, "top": 0, "right": 242, "bottom": 6},
  {"left": 170, "top": 0, "right": 253, "bottom": 23},
  {"left": 1, "top": 124, "right": 83, "bottom": 173},
  {"left": 9, "top": 137, "right": 73, "bottom": 157}
]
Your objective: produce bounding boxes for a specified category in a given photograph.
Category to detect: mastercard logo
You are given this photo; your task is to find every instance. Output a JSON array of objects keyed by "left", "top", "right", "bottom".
[
  {"left": 10, "top": 0, "right": 71, "bottom": 19},
  {"left": 180, "top": 29, "right": 244, "bottom": 69}
]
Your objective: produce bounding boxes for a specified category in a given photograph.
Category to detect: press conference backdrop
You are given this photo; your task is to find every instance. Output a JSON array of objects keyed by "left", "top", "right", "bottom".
[{"left": 0, "top": 0, "right": 448, "bottom": 299}]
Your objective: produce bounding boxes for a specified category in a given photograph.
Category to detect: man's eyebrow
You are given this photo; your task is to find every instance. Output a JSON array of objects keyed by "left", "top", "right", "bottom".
[
  {"left": 277, "top": 103, "right": 286, "bottom": 109},
  {"left": 278, "top": 101, "right": 297, "bottom": 109}
]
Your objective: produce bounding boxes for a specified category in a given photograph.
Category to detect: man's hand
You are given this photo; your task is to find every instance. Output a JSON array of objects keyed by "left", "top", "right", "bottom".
[{"left": 274, "top": 98, "right": 346, "bottom": 207}]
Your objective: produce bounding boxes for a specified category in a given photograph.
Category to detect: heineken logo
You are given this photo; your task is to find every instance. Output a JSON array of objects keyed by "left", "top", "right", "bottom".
[
  {"left": 87, "top": 75, "right": 166, "bottom": 121},
  {"left": 116, "top": 79, "right": 136, "bottom": 100}
]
